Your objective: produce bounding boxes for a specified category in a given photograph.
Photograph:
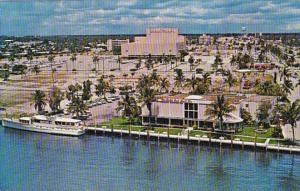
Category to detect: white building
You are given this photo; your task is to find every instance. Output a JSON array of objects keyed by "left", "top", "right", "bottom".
[
  {"left": 121, "top": 28, "right": 186, "bottom": 57},
  {"left": 141, "top": 94, "right": 243, "bottom": 131}
]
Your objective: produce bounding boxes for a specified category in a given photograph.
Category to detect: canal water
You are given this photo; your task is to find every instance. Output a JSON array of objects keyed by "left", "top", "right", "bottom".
[{"left": 0, "top": 127, "right": 300, "bottom": 191}]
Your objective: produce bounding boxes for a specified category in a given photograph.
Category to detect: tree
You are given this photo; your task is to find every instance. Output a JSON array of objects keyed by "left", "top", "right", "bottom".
[
  {"left": 95, "top": 76, "right": 109, "bottom": 99},
  {"left": 145, "top": 54, "right": 153, "bottom": 70},
  {"left": 160, "top": 77, "right": 170, "bottom": 93},
  {"left": 225, "top": 72, "right": 237, "bottom": 92},
  {"left": 278, "top": 100, "right": 300, "bottom": 144},
  {"left": 280, "top": 66, "right": 291, "bottom": 82},
  {"left": 136, "top": 56, "right": 142, "bottom": 69},
  {"left": 8, "top": 53, "right": 15, "bottom": 65},
  {"left": 92, "top": 54, "right": 99, "bottom": 74},
  {"left": 68, "top": 94, "right": 87, "bottom": 118},
  {"left": 241, "top": 108, "right": 252, "bottom": 124},
  {"left": 256, "top": 101, "right": 272, "bottom": 128},
  {"left": 70, "top": 53, "right": 77, "bottom": 71},
  {"left": 188, "top": 55, "right": 195, "bottom": 71},
  {"left": 115, "top": 92, "right": 140, "bottom": 127},
  {"left": 82, "top": 80, "right": 93, "bottom": 101},
  {"left": 185, "top": 74, "right": 199, "bottom": 92},
  {"left": 117, "top": 56, "right": 121, "bottom": 70},
  {"left": 281, "top": 78, "right": 294, "bottom": 96},
  {"left": 174, "top": 69, "right": 185, "bottom": 93},
  {"left": 139, "top": 85, "right": 156, "bottom": 124},
  {"left": 32, "top": 90, "right": 47, "bottom": 114},
  {"left": 26, "top": 49, "right": 33, "bottom": 66},
  {"left": 205, "top": 95, "right": 236, "bottom": 131},
  {"left": 32, "top": 65, "right": 40, "bottom": 75},
  {"left": 66, "top": 84, "right": 77, "bottom": 101},
  {"left": 49, "top": 86, "right": 64, "bottom": 113}
]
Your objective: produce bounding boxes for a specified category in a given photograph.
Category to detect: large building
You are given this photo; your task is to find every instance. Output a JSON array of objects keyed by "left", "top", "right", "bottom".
[
  {"left": 121, "top": 28, "right": 186, "bottom": 57},
  {"left": 141, "top": 94, "right": 243, "bottom": 131}
]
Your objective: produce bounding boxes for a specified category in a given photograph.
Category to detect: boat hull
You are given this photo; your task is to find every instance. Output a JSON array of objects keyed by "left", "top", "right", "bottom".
[{"left": 1, "top": 118, "right": 86, "bottom": 136}]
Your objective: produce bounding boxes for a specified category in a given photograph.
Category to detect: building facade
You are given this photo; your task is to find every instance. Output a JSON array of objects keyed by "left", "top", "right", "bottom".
[
  {"left": 107, "top": 39, "right": 129, "bottom": 54},
  {"left": 121, "top": 28, "right": 186, "bottom": 57},
  {"left": 141, "top": 95, "right": 243, "bottom": 131}
]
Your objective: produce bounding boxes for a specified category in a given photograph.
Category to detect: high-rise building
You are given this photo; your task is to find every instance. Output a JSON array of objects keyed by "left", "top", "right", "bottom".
[{"left": 121, "top": 28, "right": 186, "bottom": 57}]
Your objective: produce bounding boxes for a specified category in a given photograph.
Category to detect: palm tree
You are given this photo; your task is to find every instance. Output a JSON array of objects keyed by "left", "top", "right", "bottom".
[
  {"left": 82, "top": 80, "right": 92, "bottom": 101},
  {"left": 185, "top": 74, "right": 199, "bottom": 92},
  {"left": 66, "top": 84, "right": 77, "bottom": 101},
  {"left": 139, "top": 85, "right": 156, "bottom": 125},
  {"left": 48, "top": 55, "right": 55, "bottom": 85},
  {"left": 32, "top": 90, "right": 47, "bottom": 114},
  {"left": 136, "top": 56, "right": 142, "bottom": 69},
  {"left": 49, "top": 86, "right": 64, "bottom": 113},
  {"left": 281, "top": 78, "right": 294, "bottom": 96},
  {"left": 202, "top": 72, "right": 211, "bottom": 86},
  {"left": 149, "top": 72, "right": 160, "bottom": 88},
  {"left": 188, "top": 55, "right": 195, "bottom": 71},
  {"left": 205, "top": 95, "right": 236, "bottom": 131},
  {"left": 160, "top": 77, "right": 170, "bottom": 93},
  {"left": 225, "top": 72, "right": 237, "bottom": 92},
  {"left": 32, "top": 65, "right": 40, "bottom": 75},
  {"left": 68, "top": 95, "right": 87, "bottom": 118},
  {"left": 278, "top": 100, "right": 300, "bottom": 144},
  {"left": 8, "top": 53, "right": 15, "bottom": 65},
  {"left": 280, "top": 66, "right": 291, "bottom": 82},
  {"left": 174, "top": 69, "right": 185, "bottom": 93},
  {"left": 70, "top": 53, "right": 77, "bottom": 71},
  {"left": 115, "top": 92, "right": 140, "bottom": 132},
  {"left": 117, "top": 56, "right": 121, "bottom": 70},
  {"left": 92, "top": 54, "right": 99, "bottom": 74},
  {"left": 26, "top": 49, "right": 33, "bottom": 66},
  {"left": 95, "top": 76, "right": 109, "bottom": 99}
]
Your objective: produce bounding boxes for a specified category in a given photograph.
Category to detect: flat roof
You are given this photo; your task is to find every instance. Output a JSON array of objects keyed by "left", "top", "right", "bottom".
[
  {"left": 185, "top": 95, "right": 203, "bottom": 100},
  {"left": 55, "top": 117, "right": 81, "bottom": 123}
]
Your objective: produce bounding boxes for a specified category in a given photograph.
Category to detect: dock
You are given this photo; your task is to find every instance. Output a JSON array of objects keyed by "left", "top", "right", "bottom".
[{"left": 86, "top": 126, "right": 300, "bottom": 154}]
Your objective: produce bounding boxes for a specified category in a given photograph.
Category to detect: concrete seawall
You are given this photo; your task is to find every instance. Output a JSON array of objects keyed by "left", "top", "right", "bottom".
[{"left": 86, "top": 126, "right": 300, "bottom": 155}]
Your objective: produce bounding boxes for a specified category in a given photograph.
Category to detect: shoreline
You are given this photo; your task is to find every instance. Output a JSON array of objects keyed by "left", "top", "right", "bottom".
[{"left": 86, "top": 126, "right": 300, "bottom": 155}]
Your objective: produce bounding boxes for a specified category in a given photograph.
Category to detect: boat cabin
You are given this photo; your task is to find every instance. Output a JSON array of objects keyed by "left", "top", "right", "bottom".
[
  {"left": 19, "top": 117, "right": 31, "bottom": 124},
  {"left": 54, "top": 117, "right": 81, "bottom": 126}
]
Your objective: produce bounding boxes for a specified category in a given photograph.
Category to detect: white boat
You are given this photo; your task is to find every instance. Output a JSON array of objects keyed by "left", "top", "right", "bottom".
[{"left": 1, "top": 115, "right": 86, "bottom": 136}]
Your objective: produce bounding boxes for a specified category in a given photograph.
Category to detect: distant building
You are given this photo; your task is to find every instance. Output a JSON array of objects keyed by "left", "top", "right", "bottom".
[
  {"left": 141, "top": 94, "right": 243, "bottom": 131},
  {"left": 107, "top": 39, "right": 129, "bottom": 54},
  {"left": 121, "top": 28, "right": 186, "bottom": 57},
  {"left": 199, "top": 34, "right": 211, "bottom": 44}
]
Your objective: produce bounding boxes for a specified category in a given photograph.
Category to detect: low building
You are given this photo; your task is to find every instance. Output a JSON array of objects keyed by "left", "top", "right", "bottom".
[
  {"left": 121, "top": 28, "right": 186, "bottom": 57},
  {"left": 141, "top": 94, "right": 243, "bottom": 131}
]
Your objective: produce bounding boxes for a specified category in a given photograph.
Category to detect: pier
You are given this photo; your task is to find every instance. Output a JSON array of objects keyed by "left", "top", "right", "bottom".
[{"left": 86, "top": 126, "right": 300, "bottom": 154}]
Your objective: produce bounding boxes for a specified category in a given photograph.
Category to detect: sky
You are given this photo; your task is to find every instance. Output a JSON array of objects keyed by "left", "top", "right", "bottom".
[{"left": 1, "top": 0, "right": 300, "bottom": 36}]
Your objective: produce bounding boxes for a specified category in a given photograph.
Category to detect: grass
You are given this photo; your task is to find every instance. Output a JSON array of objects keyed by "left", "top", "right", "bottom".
[
  {"left": 235, "top": 126, "right": 277, "bottom": 143},
  {"left": 96, "top": 118, "right": 285, "bottom": 144}
]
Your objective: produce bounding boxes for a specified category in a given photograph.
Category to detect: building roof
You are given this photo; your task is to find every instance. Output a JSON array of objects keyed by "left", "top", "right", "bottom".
[{"left": 185, "top": 95, "right": 203, "bottom": 100}]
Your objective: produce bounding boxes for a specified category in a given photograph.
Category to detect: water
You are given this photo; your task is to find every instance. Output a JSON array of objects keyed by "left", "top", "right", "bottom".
[{"left": 0, "top": 127, "right": 300, "bottom": 191}]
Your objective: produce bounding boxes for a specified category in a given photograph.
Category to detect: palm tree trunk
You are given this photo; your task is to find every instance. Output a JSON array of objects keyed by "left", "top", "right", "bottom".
[{"left": 292, "top": 124, "right": 295, "bottom": 145}]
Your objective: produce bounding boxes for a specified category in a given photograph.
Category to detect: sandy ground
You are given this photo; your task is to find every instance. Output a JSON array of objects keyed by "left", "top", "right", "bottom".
[{"left": 0, "top": 47, "right": 299, "bottom": 135}]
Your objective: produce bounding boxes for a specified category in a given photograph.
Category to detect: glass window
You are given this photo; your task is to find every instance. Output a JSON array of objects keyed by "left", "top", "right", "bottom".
[
  {"left": 189, "top": 111, "right": 193, "bottom": 118},
  {"left": 189, "top": 103, "right": 193, "bottom": 110},
  {"left": 194, "top": 104, "right": 198, "bottom": 110},
  {"left": 185, "top": 111, "right": 188, "bottom": 118},
  {"left": 194, "top": 112, "right": 198, "bottom": 118},
  {"left": 185, "top": 103, "right": 188, "bottom": 110}
]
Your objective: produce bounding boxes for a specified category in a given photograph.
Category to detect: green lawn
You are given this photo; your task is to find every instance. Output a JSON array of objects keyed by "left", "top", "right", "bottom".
[
  {"left": 235, "top": 126, "right": 278, "bottom": 143},
  {"left": 97, "top": 118, "right": 285, "bottom": 144}
]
